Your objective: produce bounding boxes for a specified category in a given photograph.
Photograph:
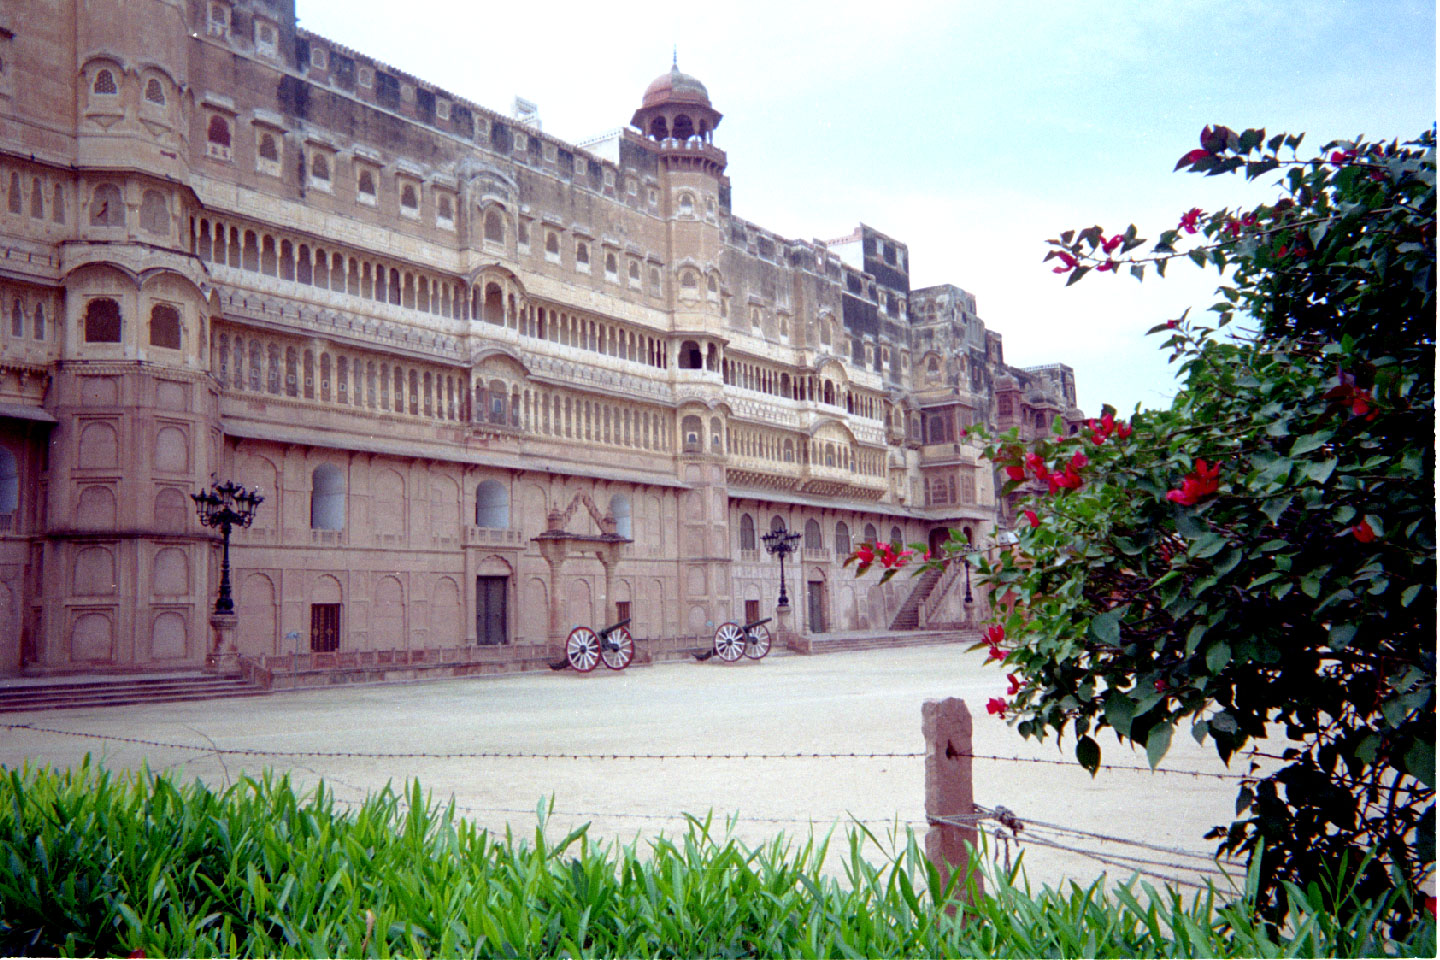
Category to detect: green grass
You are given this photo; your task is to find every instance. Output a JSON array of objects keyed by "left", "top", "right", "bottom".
[{"left": 0, "top": 759, "right": 1431, "bottom": 957}]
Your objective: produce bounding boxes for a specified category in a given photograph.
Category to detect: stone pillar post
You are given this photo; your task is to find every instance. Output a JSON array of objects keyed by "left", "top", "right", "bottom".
[
  {"left": 923, "top": 697, "right": 982, "bottom": 907},
  {"left": 207, "top": 611, "right": 240, "bottom": 675}
]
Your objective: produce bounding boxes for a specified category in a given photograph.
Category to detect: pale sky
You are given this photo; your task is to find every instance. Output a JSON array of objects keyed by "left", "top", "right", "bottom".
[{"left": 295, "top": 0, "right": 1435, "bottom": 416}]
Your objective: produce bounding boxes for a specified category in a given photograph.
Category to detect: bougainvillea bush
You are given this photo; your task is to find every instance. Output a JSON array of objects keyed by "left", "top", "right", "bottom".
[{"left": 866, "top": 128, "right": 1436, "bottom": 930}]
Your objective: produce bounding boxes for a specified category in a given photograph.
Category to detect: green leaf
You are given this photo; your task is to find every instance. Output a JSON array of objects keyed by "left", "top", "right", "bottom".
[
  {"left": 1076, "top": 735, "right": 1101, "bottom": 775},
  {"left": 1189, "top": 533, "right": 1228, "bottom": 559},
  {"left": 1289, "top": 431, "right": 1334, "bottom": 456},
  {"left": 1104, "top": 692, "right": 1135, "bottom": 739},
  {"left": 1205, "top": 642, "right": 1231, "bottom": 674},
  {"left": 1184, "top": 624, "right": 1208, "bottom": 655},
  {"left": 1261, "top": 496, "right": 1293, "bottom": 524},
  {"left": 1146, "top": 723, "right": 1174, "bottom": 769},
  {"left": 1401, "top": 584, "right": 1422, "bottom": 607},
  {"left": 1405, "top": 740, "right": 1435, "bottom": 789},
  {"left": 1304, "top": 459, "right": 1338, "bottom": 484},
  {"left": 1328, "top": 623, "right": 1357, "bottom": 649},
  {"left": 1089, "top": 609, "right": 1123, "bottom": 645}
]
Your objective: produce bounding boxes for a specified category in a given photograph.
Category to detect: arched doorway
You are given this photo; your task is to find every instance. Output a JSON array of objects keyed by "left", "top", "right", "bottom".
[{"left": 928, "top": 527, "right": 952, "bottom": 557}]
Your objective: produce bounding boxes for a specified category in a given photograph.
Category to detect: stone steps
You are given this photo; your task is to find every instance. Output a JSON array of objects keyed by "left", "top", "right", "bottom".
[
  {"left": 804, "top": 629, "right": 979, "bottom": 655},
  {"left": 0, "top": 675, "right": 266, "bottom": 713}
]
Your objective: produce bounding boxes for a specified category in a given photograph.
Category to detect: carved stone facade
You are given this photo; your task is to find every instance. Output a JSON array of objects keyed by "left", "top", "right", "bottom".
[{"left": 0, "top": 0, "right": 1081, "bottom": 675}]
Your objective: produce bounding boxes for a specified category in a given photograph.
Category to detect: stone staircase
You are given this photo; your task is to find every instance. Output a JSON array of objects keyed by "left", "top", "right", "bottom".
[
  {"left": 0, "top": 673, "right": 267, "bottom": 713},
  {"left": 804, "top": 628, "right": 978, "bottom": 655},
  {"left": 889, "top": 566, "right": 944, "bottom": 630}
]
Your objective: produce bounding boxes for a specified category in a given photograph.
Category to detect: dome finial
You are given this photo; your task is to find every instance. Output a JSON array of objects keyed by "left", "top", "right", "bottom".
[{"left": 672, "top": 45, "right": 678, "bottom": 70}]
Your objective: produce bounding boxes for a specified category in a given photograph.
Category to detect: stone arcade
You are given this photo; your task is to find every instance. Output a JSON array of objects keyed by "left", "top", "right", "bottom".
[{"left": 0, "top": 0, "right": 1082, "bottom": 677}]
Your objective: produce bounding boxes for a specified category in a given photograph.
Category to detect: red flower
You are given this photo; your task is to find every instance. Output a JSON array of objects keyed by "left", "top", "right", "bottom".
[
  {"left": 1007, "top": 673, "right": 1022, "bottom": 695},
  {"left": 985, "top": 645, "right": 1005, "bottom": 663},
  {"left": 986, "top": 697, "right": 1007, "bottom": 716},
  {"left": 1351, "top": 521, "right": 1377, "bottom": 543},
  {"left": 985, "top": 624, "right": 1005, "bottom": 645},
  {"left": 1329, "top": 149, "right": 1358, "bottom": 165},
  {"left": 1005, "top": 464, "right": 1027, "bottom": 482},
  {"left": 1154, "top": 678, "right": 1167, "bottom": 692},
  {"left": 1070, "top": 450, "right": 1089, "bottom": 470},
  {"left": 1025, "top": 451, "right": 1045, "bottom": 473},
  {"left": 1166, "top": 319, "right": 1179, "bottom": 329},
  {"left": 852, "top": 545, "right": 875, "bottom": 564},
  {"left": 1166, "top": 459, "right": 1221, "bottom": 505},
  {"left": 1050, "top": 251, "right": 1078, "bottom": 274},
  {"left": 1178, "top": 207, "right": 1203, "bottom": 234},
  {"left": 1023, "top": 509, "right": 1039, "bottom": 529},
  {"left": 1049, "top": 466, "right": 1083, "bottom": 493},
  {"left": 1101, "top": 234, "right": 1125, "bottom": 254},
  {"left": 1115, "top": 421, "right": 1133, "bottom": 439},
  {"left": 1096, "top": 260, "right": 1117, "bottom": 273},
  {"left": 1179, "top": 148, "right": 1210, "bottom": 166}
]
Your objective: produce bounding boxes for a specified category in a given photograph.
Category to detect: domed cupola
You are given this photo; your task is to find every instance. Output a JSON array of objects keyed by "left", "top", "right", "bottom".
[{"left": 631, "top": 54, "right": 722, "bottom": 145}]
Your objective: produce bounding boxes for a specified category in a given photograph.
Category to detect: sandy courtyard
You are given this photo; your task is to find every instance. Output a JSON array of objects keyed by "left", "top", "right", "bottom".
[{"left": 0, "top": 644, "right": 1268, "bottom": 894}]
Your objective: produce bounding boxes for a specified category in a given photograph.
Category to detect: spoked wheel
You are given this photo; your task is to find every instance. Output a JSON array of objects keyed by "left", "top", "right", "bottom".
[
  {"left": 713, "top": 622, "right": 745, "bottom": 662},
  {"left": 744, "top": 624, "right": 772, "bottom": 660},
  {"left": 601, "top": 627, "right": 634, "bottom": 671},
  {"left": 566, "top": 626, "right": 600, "bottom": 672}
]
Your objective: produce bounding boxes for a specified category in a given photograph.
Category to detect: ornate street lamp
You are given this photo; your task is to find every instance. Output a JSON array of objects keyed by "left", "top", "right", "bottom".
[
  {"left": 963, "top": 555, "right": 974, "bottom": 604},
  {"left": 192, "top": 476, "right": 264, "bottom": 615},
  {"left": 761, "top": 523, "right": 802, "bottom": 611}
]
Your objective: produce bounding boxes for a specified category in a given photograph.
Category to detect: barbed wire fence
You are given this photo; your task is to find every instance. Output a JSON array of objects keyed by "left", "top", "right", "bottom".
[{"left": 1, "top": 709, "right": 1268, "bottom": 893}]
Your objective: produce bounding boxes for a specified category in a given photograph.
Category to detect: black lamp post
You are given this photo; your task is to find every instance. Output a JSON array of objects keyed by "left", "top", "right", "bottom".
[
  {"left": 192, "top": 477, "right": 264, "bottom": 615},
  {"left": 761, "top": 523, "right": 802, "bottom": 610},
  {"left": 963, "top": 556, "right": 974, "bottom": 604}
]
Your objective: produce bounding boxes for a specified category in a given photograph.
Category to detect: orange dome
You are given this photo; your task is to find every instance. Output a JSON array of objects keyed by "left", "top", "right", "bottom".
[{"left": 642, "top": 64, "right": 711, "bottom": 109}]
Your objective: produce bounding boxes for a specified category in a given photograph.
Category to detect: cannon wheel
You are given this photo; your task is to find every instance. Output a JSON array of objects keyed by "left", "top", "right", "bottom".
[
  {"left": 566, "top": 626, "right": 601, "bottom": 672},
  {"left": 601, "top": 627, "right": 634, "bottom": 671},
  {"left": 744, "top": 624, "right": 772, "bottom": 660},
  {"left": 713, "top": 622, "right": 745, "bottom": 662}
]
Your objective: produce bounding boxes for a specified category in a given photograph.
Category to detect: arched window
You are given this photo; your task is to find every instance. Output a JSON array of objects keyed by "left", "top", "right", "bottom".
[
  {"left": 628, "top": 260, "right": 640, "bottom": 282},
  {"left": 484, "top": 208, "right": 504, "bottom": 243},
  {"left": 678, "top": 340, "right": 702, "bottom": 369},
  {"left": 310, "top": 152, "right": 330, "bottom": 182},
  {"left": 804, "top": 519, "right": 823, "bottom": 550},
  {"left": 92, "top": 68, "right": 117, "bottom": 95},
  {"left": 545, "top": 232, "right": 560, "bottom": 257},
  {"left": 32, "top": 303, "right": 44, "bottom": 339},
  {"left": 84, "top": 298, "right": 121, "bottom": 343},
  {"left": 310, "top": 464, "right": 345, "bottom": 530},
  {"left": 10, "top": 299, "right": 21, "bottom": 337},
  {"left": 89, "top": 183, "right": 123, "bottom": 227},
  {"left": 0, "top": 447, "right": 16, "bottom": 515},
  {"left": 206, "top": 114, "right": 231, "bottom": 147},
  {"left": 258, "top": 133, "right": 279, "bottom": 161},
  {"left": 149, "top": 303, "right": 181, "bottom": 349},
  {"left": 673, "top": 114, "right": 695, "bottom": 140},
  {"left": 139, "top": 189, "right": 168, "bottom": 235},
  {"left": 739, "top": 513, "right": 756, "bottom": 551},
  {"left": 782, "top": 438, "right": 794, "bottom": 462},
  {"left": 357, "top": 168, "right": 376, "bottom": 197},
  {"left": 400, "top": 184, "right": 418, "bottom": 210},
  {"left": 144, "top": 77, "right": 165, "bottom": 105},
  {"left": 475, "top": 479, "right": 508, "bottom": 528},
  {"left": 835, "top": 522, "right": 851, "bottom": 557},
  {"left": 710, "top": 417, "right": 723, "bottom": 453},
  {"left": 770, "top": 515, "right": 786, "bottom": 534},
  {"left": 677, "top": 193, "right": 694, "bottom": 217},
  {"left": 681, "top": 414, "right": 702, "bottom": 453},
  {"left": 575, "top": 241, "right": 589, "bottom": 266},
  {"left": 483, "top": 283, "right": 503, "bottom": 324},
  {"left": 890, "top": 525, "right": 903, "bottom": 547},
  {"left": 609, "top": 493, "right": 631, "bottom": 539},
  {"left": 864, "top": 523, "right": 878, "bottom": 543}
]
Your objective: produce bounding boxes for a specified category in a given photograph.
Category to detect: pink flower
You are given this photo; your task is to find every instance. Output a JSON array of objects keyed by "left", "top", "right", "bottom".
[
  {"left": 1351, "top": 521, "right": 1377, "bottom": 543},
  {"left": 1178, "top": 207, "right": 1203, "bottom": 234},
  {"left": 1023, "top": 509, "right": 1039, "bottom": 529},
  {"left": 1101, "top": 234, "right": 1124, "bottom": 254},
  {"left": 1050, "top": 251, "right": 1078, "bottom": 275},
  {"left": 986, "top": 697, "right": 1007, "bottom": 716},
  {"left": 1007, "top": 673, "right": 1022, "bottom": 695},
  {"left": 1005, "top": 464, "right": 1027, "bottom": 482},
  {"left": 1166, "top": 459, "right": 1221, "bottom": 505},
  {"left": 1070, "top": 450, "right": 1089, "bottom": 470},
  {"left": 1096, "top": 260, "right": 1117, "bottom": 273},
  {"left": 1115, "top": 421, "right": 1133, "bottom": 439}
]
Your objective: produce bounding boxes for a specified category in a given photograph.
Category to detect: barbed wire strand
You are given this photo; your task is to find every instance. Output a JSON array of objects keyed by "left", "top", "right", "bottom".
[{"left": 0, "top": 723, "right": 1255, "bottom": 780}]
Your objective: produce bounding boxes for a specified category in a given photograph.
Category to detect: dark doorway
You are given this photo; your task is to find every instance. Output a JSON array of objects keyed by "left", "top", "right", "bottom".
[
  {"left": 477, "top": 576, "right": 508, "bottom": 645},
  {"left": 310, "top": 603, "right": 341, "bottom": 652},
  {"left": 807, "top": 581, "right": 826, "bottom": 634},
  {"left": 928, "top": 527, "right": 952, "bottom": 557},
  {"left": 744, "top": 599, "right": 761, "bottom": 624}
]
